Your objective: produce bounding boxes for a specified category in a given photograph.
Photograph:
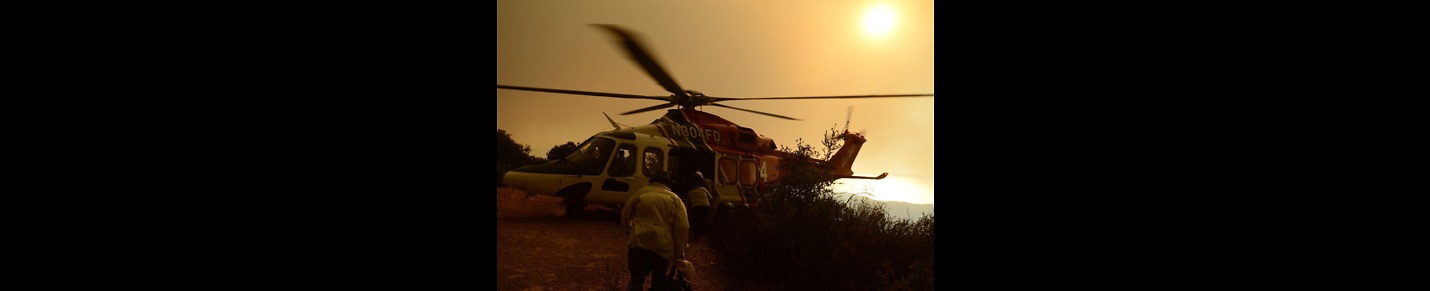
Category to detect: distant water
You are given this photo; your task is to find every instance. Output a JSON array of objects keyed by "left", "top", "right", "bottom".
[
  {"left": 830, "top": 175, "right": 934, "bottom": 205},
  {"left": 831, "top": 192, "right": 934, "bottom": 221}
]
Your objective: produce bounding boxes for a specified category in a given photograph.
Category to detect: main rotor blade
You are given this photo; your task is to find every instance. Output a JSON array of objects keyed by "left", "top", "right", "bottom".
[
  {"left": 620, "top": 103, "right": 677, "bottom": 116},
  {"left": 497, "top": 85, "right": 668, "bottom": 102},
  {"left": 709, "top": 94, "right": 933, "bottom": 102},
  {"left": 592, "top": 24, "right": 689, "bottom": 99},
  {"left": 710, "top": 103, "right": 800, "bottom": 121}
]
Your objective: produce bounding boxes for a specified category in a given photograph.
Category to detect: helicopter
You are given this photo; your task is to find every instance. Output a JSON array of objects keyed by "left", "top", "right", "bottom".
[{"left": 499, "top": 25, "right": 932, "bottom": 217}]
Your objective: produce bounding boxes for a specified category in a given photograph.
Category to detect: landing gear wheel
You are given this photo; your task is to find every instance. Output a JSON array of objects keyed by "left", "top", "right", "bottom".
[{"left": 564, "top": 199, "right": 585, "bottom": 219}]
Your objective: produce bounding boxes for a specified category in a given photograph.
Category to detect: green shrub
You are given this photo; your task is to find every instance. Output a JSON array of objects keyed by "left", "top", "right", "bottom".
[{"left": 709, "top": 129, "right": 934, "bottom": 290}]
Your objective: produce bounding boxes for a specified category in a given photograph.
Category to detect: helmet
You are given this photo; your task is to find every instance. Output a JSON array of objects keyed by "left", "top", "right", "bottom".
[
  {"left": 649, "top": 170, "right": 671, "bottom": 184},
  {"left": 694, "top": 171, "right": 704, "bottom": 179},
  {"left": 674, "top": 259, "right": 696, "bottom": 276}
]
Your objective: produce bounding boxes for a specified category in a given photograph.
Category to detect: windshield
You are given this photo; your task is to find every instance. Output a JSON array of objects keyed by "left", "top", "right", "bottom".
[{"left": 565, "top": 137, "right": 616, "bottom": 175}]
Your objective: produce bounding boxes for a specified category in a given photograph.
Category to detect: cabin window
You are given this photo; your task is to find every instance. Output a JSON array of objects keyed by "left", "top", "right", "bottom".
[
  {"left": 740, "top": 159, "right": 758, "bottom": 186},
  {"left": 608, "top": 143, "right": 637, "bottom": 177},
  {"left": 642, "top": 147, "right": 664, "bottom": 177},
  {"left": 717, "top": 157, "right": 737, "bottom": 185},
  {"left": 566, "top": 137, "right": 615, "bottom": 175}
]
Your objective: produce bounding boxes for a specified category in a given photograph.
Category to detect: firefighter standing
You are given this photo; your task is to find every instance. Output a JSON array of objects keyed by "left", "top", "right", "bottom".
[
  {"left": 621, "top": 171, "right": 689, "bottom": 291},
  {"left": 685, "top": 171, "right": 714, "bottom": 242}
]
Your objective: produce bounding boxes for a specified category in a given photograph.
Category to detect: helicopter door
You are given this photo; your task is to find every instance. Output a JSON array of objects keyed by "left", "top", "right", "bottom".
[
  {"left": 737, "top": 157, "right": 762, "bottom": 205},
  {"left": 716, "top": 156, "right": 735, "bottom": 186},
  {"left": 665, "top": 148, "right": 694, "bottom": 195},
  {"left": 739, "top": 158, "right": 758, "bottom": 187},
  {"left": 716, "top": 156, "right": 740, "bottom": 204}
]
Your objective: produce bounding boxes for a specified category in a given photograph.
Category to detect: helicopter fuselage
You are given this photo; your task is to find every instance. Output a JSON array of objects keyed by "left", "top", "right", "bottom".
[
  {"left": 503, "top": 109, "right": 782, "bottom": 208},
  {"left": 497, "top": 25, "right": 910, "bottom": 215},
  {"left": 501, "top": 108, "right": 882, "bottom": 214}
]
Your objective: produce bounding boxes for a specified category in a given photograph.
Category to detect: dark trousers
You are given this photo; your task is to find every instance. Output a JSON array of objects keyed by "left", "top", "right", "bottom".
[
  {"left": 689, "top": 206, "right": 710, "bottom": 237},
  {"left": 628, "top": 247, "right": 669, "bottom": 291}
]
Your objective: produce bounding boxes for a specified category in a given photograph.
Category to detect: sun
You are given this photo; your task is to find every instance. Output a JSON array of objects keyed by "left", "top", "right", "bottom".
[{"left": 861, "top": 4, "right": 897, "bottom": 38}]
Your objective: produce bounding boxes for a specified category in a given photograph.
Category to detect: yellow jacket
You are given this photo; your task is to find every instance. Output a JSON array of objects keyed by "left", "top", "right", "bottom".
[
  {"left": 687, "top": 186, "right": 711, "bottom": 207},
  {"left": 621, "top": 182, "right": 689, "bottom": 260}
]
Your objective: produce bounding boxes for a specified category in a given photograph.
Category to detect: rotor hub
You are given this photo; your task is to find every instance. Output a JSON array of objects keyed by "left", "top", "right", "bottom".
[{"left": 675, "top": 90, "right": 709, "bottom": 109}]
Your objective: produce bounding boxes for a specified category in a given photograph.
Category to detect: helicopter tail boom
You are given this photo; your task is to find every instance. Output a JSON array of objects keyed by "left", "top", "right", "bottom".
[
  {"left": 827, "top": 132, "right": 870, "bottom": 178},
  {"left": 837, "top": 172, "right": 888, "bottom": 180}
]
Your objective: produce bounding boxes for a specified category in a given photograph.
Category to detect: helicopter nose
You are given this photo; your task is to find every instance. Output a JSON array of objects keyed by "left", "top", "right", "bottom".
[
  {"left": 502, "top": 170, "right": 526, "bottom": 191},
  {"left": 501, "top": 170, "right": 569, "bottom": 196}
]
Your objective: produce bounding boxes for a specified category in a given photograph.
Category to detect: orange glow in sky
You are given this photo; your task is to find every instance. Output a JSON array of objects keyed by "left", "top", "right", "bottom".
[{"left": 497, "top": 0, "right": 934, "bottom": 205}]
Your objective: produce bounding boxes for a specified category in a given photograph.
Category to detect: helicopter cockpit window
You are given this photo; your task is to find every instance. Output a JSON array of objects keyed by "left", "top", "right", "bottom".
[
  {"left": 642, "top": 147, "right": 664, "bottom": 178},
  {"left": 565, "top": 137, "right": 616, "bottom": 175},
  {"left": 608, "top": 143, "right": 638, "bottom": 177}
]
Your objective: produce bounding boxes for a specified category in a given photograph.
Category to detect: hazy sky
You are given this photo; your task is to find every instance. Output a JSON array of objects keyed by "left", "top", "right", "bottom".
[{"left": 497, "top": 0, "right": 934, "bottom": 204}]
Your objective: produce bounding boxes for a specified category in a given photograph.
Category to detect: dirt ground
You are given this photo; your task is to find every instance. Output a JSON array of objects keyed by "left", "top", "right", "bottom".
[{"left": 496, "top": 187, "right": 734, "bottom": 291}]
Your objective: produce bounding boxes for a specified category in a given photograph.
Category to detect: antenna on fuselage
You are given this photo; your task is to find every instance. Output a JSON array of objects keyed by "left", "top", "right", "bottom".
[{"left": 603, "top": 112, "right": 631, "bottom": 130}]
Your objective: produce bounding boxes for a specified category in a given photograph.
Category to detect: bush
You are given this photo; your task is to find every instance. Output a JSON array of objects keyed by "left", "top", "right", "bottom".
[
  {"left": 546, "top": 141, "right": 579, "bottom": 161},
  {"left": 709, "top": 129, "right": 935, "bottom": 290},
  {"left": 496, "top": 129, "right": 544, "bottom": 187}
]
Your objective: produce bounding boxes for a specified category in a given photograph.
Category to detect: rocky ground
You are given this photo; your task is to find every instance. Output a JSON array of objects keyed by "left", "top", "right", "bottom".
[{"left": 496, "top": 187, "right": 737, "bottom": 291}]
